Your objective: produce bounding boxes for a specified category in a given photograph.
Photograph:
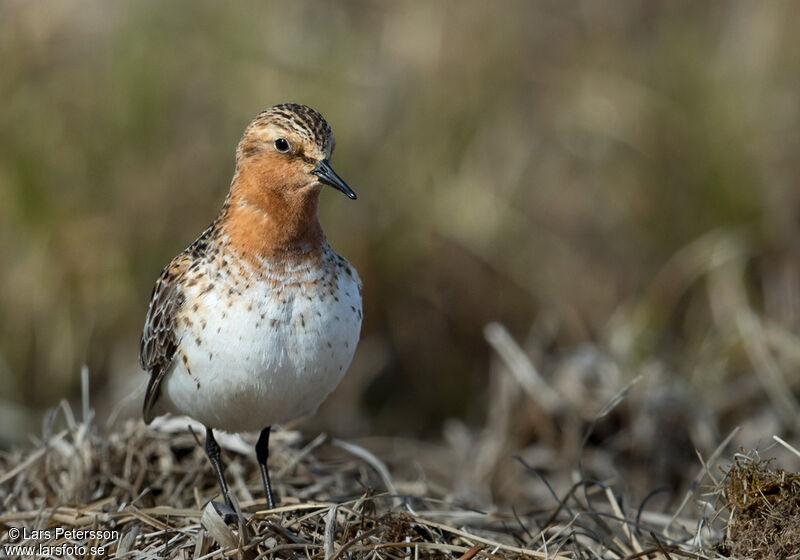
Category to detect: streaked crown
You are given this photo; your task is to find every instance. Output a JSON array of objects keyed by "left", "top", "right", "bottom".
[{"left": 237, "top": 103, "right": 335, "bottom": 161}]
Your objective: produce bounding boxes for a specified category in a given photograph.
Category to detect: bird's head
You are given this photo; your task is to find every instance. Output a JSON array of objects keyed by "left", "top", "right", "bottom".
[
  {"left": 224, "top": 104, "right": 356, "bottom": 258},
  {"left": 234, "top": 103, "right": 356, "bottom": 201}
]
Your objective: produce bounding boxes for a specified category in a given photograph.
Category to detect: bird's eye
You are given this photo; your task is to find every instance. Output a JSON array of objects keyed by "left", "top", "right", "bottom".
[{"left": 274, "top": 138, "right": 290, "bottom": 153}]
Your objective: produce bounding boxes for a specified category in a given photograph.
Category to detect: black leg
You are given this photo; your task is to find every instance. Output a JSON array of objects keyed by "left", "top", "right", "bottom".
[
  {"left": 204, "top": 426, "right": 233, "bottom": 509},
  {"left": 256, "top": 426, "right": 276, "bottom": 509}
]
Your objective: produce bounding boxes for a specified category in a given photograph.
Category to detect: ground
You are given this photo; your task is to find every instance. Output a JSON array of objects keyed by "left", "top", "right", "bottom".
[{"left": 2, "top": 399, "right": 797, "bottom": 559}]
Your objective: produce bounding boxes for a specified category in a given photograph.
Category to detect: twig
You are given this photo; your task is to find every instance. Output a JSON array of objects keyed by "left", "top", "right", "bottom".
[{"left": 484, "top": 322, "right": 562, "bottom": 413}]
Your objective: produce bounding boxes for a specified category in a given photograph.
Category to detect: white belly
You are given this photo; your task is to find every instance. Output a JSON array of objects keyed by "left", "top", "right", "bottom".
[{"left": 158, "top": 257, "right": 362, "bottom": 432}]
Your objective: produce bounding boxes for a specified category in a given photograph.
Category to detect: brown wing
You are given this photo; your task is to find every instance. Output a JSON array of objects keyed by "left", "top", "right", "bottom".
[{"left": 139, "top": 254, "right": 189, "bottom": 424}]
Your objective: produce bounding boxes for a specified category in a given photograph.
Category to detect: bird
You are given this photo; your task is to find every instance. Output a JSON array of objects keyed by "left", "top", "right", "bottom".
[{"left": 139, "top": 103, "right": 362, "bottom": 514}]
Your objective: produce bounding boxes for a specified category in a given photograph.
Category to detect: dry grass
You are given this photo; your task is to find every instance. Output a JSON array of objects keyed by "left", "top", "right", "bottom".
[
  {"left": 3, "top": 291, "right": 800, "bottom": 558},
  {"left": 2, "top": 244, "right": 799, "bottom": 558},
  {"left": 715, "top": 452, "right": 800, "bottom": 558},
  {"left": 0, "top": 392, "right": 772, "bottom": 559},
  {"left": 2, "top": 234, "right": 799, "bottom": 558}
]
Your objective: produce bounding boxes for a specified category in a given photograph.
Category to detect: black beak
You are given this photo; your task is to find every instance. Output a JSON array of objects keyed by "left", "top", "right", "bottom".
[{"left": 313, "top": 159, "right": 357, "bottom": 200}]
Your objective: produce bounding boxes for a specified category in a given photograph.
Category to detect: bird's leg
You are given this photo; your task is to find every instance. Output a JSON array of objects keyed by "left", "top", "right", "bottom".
[
  {"left": 204, "top": 426, "right": 234, "bottom": 511},
  {"left": 255, "top": 426, "right": 276, "bottom": 509}
]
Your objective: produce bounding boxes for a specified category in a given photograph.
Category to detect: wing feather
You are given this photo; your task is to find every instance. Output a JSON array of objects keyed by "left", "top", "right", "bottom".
[{"left": 139, "top": 255, "right": 189, "bottom": 424}]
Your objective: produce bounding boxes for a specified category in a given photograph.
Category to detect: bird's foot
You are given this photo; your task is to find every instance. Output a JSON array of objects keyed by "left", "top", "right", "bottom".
[{"left": 211, "top": 500, "right": 238, "bottom": 525}]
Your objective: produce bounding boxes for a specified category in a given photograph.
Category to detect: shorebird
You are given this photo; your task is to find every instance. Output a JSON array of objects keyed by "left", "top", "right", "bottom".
[{"left": 139, "top": 103, "right": 362, "bottom": 513}]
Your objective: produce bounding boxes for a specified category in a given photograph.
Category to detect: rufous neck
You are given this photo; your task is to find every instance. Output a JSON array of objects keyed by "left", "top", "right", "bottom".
[{"left": 221, "top": 165, "right": 324, "bottom": 261}]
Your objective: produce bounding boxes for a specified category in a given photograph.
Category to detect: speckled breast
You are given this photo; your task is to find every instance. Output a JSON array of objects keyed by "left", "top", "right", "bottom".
[{"left": 160, "top": 244, "right": 362, "bottom": 432}]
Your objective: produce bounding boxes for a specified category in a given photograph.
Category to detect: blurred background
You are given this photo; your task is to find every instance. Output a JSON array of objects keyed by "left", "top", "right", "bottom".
[{"left": 2, "top": 0, "right": 799, "bottom": 503}]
